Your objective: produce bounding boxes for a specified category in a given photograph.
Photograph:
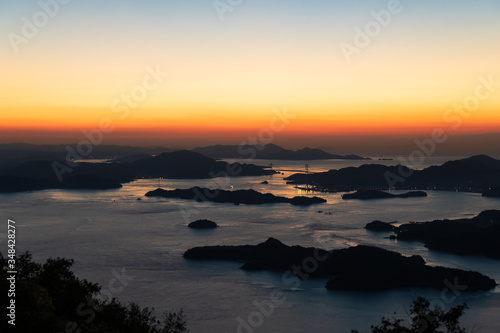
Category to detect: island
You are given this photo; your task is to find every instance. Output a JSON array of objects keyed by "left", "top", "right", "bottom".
[
  {"left": 0, "top": 150, "right": 276, "bottom": 193},
  {"left": 365, "top": 220, "right": 396, "bottom": 231},
  {"left": 184, "top": 238, "right": 496, "bottom": 291},
  {"left": 392, "top": 210, "right": 500, "bottom": 259},
  {"left": 188, "top": 219, "right": 218, "bottom": 229},
  {"left": 145, "top": 187, "right": 327, "bottom": 206},
  {"left": 0, "top": 173, "right": 122, "bottom": 192},
  {"left": 191, "top": 144, "right": 369, "bottom": 160},
  {"left": 342, "top": 190, "right": 427, "bottom": 200},
  {"left": 285, "top": 155, "right": 500, "bottom": 194},
  {"left": 483, "top": 188, "right": 500, "bottom": 198}
]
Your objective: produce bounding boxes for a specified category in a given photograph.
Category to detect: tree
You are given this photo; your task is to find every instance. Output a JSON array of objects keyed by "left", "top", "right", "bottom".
[
  {"left": 353, "top": 297, "right": 469, "bottom": 333},
  {"left": 1, "top": 252, "right": 189, "bottom": 333},
  {"left": 162, "top": 309, "right": 189, "bottom": 333}
]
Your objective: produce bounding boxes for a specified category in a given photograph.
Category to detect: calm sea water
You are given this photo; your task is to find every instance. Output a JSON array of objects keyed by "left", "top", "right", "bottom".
[{"left": 1, "top": 157, "right": 499, "bottom": 332}]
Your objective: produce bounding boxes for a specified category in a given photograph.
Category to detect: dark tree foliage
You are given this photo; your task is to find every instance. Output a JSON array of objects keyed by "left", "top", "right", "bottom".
[
  {"left": 1, "top": 252, "right": 188, "bottom": 333},
  {"left": 353, "top": 297, "right": 469, "bottom": 333}
]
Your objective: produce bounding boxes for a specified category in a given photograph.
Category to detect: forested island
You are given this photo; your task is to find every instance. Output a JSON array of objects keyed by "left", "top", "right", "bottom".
[
  {"left": 184, "top": 238, "right": 496, "bottom": 291},
  {"left": 146, "top": 187, "right": 327, "bottom": 206},
  {"left": 286, "top": 155, "right": 500, "bottom": 193}
]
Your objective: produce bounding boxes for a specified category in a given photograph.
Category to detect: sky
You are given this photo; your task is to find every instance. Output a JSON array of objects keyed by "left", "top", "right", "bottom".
[{"left": 1, "top": 0, "right": 499, "bottom": 151}]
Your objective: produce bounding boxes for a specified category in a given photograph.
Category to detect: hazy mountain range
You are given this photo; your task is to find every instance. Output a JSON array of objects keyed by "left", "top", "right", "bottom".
[
  {"left": 0, "top": 150, "right": 275, "bottom": 192},
  {"left": 1, "top": 146, "right": 499, "bottom": 196},
  {"left": 191, "top": 144, "right": 369, "bottom": 160},
  {"left": 0, "top": 143, "right": 368, "bottom": 173}
]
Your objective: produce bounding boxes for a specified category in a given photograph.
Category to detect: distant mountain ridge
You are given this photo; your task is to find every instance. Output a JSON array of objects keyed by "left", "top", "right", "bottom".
[
  {"left": 0, "top": 143, "right": 170, "bottom": 155},
  {"left": 0, "top": 143, "right": 171, "bottom": 174},
  {"left": 0, "top": 143, "right": 368, "bottom": 170},
  {"left": 192, "top": 144, "right": 369, "bottom": 160}
]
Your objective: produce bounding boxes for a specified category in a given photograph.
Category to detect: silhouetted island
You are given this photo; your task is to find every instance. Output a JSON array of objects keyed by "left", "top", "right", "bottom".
[
  {"left": 285, "top": 155, "right": 500, "bottom": 193},
  {"left": 192, "top": 144, "right": 369, "bottom": 160},
  {"left": 184, "top": 238, "right": 496, "bottom": 291},
  {"left": 365, "top": 220, "right": 396, "bottom": 231},
  {"left": 0, "top": 150, "right": 276, "bottom": 192},
  {"left": 0, "top": 173, "right": 122, "bottom": 192},
  {"left": 392, "top": 210, "right": 500, "bottom": 259},
  {"left": 342, "top": 190, "right": 427, "bottom": 200},
  {"left": 188, "top": 219, "right": 218, "bottom": 229},
  {"left": 483, "top": 188, "right": 500, "bottom": 198},
  {"left": 145, "top": 187, "right": 326, "bottom": 206}
]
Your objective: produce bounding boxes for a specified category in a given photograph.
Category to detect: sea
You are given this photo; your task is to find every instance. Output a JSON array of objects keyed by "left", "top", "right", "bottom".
[{"left": 1, "top": 156, "right": 499, "bottom": 332}]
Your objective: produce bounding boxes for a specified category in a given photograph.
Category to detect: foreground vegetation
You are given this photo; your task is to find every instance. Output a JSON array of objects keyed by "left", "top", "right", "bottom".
[
  {"left": 1, "top": 252, "right": 188, "bottom": 332},
  {"left": 353, "top": 297, "right": 469, "bottom": 333}
]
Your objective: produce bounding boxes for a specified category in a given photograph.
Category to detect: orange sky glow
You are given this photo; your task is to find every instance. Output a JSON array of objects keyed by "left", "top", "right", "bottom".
[{"left": 1, "top": 0, "right": 499, "bottom": 149}]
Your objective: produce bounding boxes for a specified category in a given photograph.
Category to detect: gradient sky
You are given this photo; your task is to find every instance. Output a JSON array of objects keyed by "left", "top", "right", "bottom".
[{"left": 1, "top": 0, "right": 499, "bottom": 148}]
